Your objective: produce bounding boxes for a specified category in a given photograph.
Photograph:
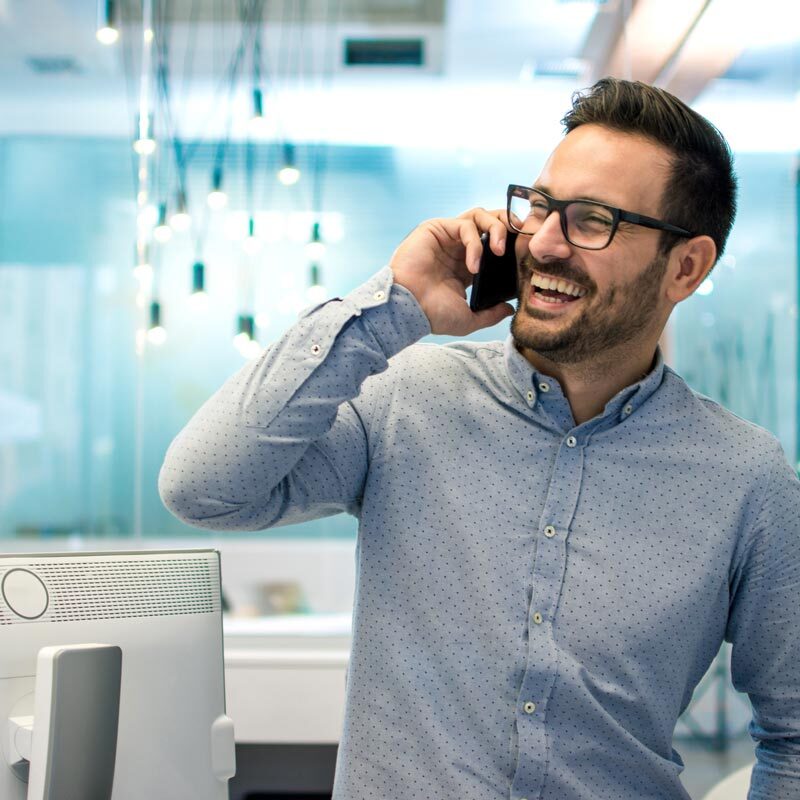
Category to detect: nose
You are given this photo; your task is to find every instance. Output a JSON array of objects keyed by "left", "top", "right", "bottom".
[{"left": 527, "top": 209, "right": 573, "bottom": 263}]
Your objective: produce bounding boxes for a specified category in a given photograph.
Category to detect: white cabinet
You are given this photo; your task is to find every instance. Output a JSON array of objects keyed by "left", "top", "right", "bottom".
[{"left": 223, "top": 613, "right": 351, "bottom": 744}]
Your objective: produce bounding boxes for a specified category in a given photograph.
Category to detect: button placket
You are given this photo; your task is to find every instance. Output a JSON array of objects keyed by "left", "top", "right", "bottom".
[{"left": 515, "top": 425, "right": 585, "bottom": 800}]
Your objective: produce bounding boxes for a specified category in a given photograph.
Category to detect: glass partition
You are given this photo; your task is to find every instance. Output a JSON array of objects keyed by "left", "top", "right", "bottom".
[{"left": 1, "top": 96, "right": 797, "bottom": 544}]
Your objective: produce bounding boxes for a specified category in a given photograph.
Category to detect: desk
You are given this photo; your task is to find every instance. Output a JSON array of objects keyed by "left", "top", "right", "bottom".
[{"left": 224, "top": 613, "right": 351, "bottom": 798}]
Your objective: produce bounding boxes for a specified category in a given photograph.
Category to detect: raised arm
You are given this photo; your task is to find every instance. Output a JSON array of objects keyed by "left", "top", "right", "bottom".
[
  {"left": 158, "top": 210, "right": 513, "bottom": 532},
  {"left": 158, "top": 268, "right": 429, "bottom": 530}
]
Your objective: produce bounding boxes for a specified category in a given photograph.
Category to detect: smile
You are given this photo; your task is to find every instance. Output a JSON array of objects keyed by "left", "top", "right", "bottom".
[
  {"left": 528, "top": 271, "right": 588, "bottom": 306},
  {"left": 531, "top": 272, "right": 586, "bottom": 298}
]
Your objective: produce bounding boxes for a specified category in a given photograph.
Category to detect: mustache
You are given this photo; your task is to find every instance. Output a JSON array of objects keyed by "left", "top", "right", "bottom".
[{"left": 519, "top": 253, "right": 593, "bottom": 291}]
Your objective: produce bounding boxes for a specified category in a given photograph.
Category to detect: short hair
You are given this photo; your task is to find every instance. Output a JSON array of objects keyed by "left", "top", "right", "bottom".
[{"left": 561, "top": 77, "right": 737, "bottom": 263}]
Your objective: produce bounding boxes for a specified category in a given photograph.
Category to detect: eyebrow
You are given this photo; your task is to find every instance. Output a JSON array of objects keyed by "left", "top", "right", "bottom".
[{"left": 532, "top": 183, "right": 616, "bottom": 207}]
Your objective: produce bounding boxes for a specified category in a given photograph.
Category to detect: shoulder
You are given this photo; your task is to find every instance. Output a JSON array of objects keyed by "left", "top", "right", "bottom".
[
  {"left": 392, "top": 339, "right": 505, "bottom": 370},
  {"left": 354, "top": 338, "right": 508, "bottom": 417},
  {"left": 660, "top": 365, "right": 787, "bottom": 471}
]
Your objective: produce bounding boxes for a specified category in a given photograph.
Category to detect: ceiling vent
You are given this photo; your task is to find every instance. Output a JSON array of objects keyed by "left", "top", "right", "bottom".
[
  {"left": 344, "top": 38, "right": 424, "bottom": 66},
  {"left": 26, "top": 56, "right": 82, "bottom": 75}
]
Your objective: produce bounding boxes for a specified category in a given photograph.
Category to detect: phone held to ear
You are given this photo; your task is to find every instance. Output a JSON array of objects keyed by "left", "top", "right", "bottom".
[{"left": 469, "top": 231, "right": 519, "bottom": 313}]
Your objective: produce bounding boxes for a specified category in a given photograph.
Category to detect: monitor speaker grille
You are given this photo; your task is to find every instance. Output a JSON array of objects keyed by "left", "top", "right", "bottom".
[{"left": 0, "top": 556, "right": 221, "bottom": 625}]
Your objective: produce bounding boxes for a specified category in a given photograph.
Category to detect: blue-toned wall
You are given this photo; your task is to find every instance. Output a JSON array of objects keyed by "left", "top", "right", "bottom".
[
  {"left": 671, "top": 153, "right": 797, "bottom": 463},
  {"left": 0, "top": 136, "right": 796, "bottom": 540}
]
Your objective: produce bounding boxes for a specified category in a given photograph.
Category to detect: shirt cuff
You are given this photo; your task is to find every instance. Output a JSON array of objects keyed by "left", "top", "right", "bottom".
[{"left": 300, "top": 265, "right": 431, "bottom": 360}]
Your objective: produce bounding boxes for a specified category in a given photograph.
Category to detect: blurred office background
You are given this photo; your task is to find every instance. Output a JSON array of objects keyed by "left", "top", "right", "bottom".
[{"left": 0, "top": 1, "right": 797, "bottom": 796}]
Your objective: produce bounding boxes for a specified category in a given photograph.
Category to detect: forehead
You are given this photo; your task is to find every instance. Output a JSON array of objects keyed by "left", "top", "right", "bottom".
[{"left": 535, "top": 124, "right": 673, "bottom": 214}]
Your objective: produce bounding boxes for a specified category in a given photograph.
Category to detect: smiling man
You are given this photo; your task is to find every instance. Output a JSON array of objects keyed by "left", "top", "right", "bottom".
[{"left": 159, "top": 79, "right": 800, "bottom": 800}]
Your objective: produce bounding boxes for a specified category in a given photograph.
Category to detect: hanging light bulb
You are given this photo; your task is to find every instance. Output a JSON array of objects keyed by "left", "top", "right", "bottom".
[
  {"left": 249, "top": 88, "right": 269, "bottom": 135},
  {"left": 188, "top": 261, "right": 209, "bottom": 310},
  {"left": 192, "top": 260, "right": 206, "bottom": 293},
  {"left": 243, "top": 216, "right": 262, "bottom": 255},
  {"left": 147, "top": 301, "right": 167, "bottom": 345},
  {"left": 153, "top": 202, "right": 172, "bottom": 243},
  {"left": 305, "top": 221, "right": 325, "bottom": 260},
  {"left": 233, "top": 313, "right": 253, "bottom": 347},
  {"left": 133, "top": 113, "right": 156, "bottom": 155},
  {"left": 137, "top": 203, "right": 158, "bottom": 231},
  {"left": 277, "top": 143, "right": 300, "bottom": 185},
  {"left": 133, "top": 244, "right": 153, "bottom": 284},
  {"left": 234, "top": 314, "right": 260, "bottom": 358},
  {"left": 96, "top": 0, "right": 119, "bottom": 44},
  {"left": 207, "top": 164, "right": 228, "bottom": 209},
  {"left": 170, "top": 189, "right": 191, "bottom": 232},
  {"left": 306, "top": 263, "right": 327, "bottom": 304}
]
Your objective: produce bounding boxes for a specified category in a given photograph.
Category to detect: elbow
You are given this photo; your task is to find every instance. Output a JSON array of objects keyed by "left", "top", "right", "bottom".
[
  {"left": 158, "top": 463, "right": 268, "bottom": 531},
  {"left": 158, "top": 463, "right": 200, "bottom": 525}
]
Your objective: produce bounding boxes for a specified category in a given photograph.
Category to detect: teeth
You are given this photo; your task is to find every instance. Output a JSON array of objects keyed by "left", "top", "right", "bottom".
[
  {"left": 538, "top": 294, "right": 568, "bottom": 304},
  {"left": 530, "top": 272, "right": 586, "bottom": 298}
]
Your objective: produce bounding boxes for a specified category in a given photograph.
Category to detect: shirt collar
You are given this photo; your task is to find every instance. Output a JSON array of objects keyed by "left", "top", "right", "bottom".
[{"left": 503, "top": 334, "right": 665, "bottom": 426}]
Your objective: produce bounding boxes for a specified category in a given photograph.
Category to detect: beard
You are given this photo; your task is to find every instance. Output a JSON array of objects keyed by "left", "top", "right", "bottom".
[{"left": 510, "top": 250, "right": 668, "bottom": 364}]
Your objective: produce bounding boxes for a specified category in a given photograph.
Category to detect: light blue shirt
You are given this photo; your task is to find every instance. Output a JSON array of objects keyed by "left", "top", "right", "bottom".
[{"left": 160, "top": 266, "right": 800, "bottom": 800}]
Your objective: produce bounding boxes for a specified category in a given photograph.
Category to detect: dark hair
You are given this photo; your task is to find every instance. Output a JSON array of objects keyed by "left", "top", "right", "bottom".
[{"left": 561, "top": 77, "right": 737, "bottom": 263}]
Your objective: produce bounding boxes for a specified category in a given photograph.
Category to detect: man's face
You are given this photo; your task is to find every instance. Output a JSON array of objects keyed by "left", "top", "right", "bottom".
[{"left": 511, "top": 124, "right": 675, "bottom": 364}]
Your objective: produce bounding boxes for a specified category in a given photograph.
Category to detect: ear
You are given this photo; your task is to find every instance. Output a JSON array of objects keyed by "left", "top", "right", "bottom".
[{"left": 664, "top": 235, "right": 717, "bottom": 303}]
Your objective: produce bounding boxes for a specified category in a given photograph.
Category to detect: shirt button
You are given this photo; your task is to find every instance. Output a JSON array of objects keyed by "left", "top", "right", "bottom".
[
  {"left": 623, "top": 404, "right": 633, "bottom": 415},
  {"left": 523, "top": 701, "right": 536, "bottom": 714},
  {"left": 373, "top": 290, "right": 386, "bottom": 301},
  {"left": 526, "top": 390, "right": 534, "bottom": 404},
  {"left": 566, "top": 435, "right": 577, "bottom": 447},
  {"left": 544, "top": 525, "right": 556, "bottom": 538},
  {"left": 538, "top": 381, "right": 550, "bottom": 393},
  {"left": 533, "top": 612, "right": 543, "bottom": 624},
  {"left": 310, "top": 344, "right": 322, "bottom": 356}
]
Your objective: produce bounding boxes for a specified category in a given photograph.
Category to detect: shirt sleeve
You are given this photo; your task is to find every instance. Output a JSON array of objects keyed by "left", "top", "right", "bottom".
[
  {"left": 725, "top": 441, "right": 800, "bottom": 799},
  {"left": 158, "top": 266, "right": 430, "bottom": 531}
]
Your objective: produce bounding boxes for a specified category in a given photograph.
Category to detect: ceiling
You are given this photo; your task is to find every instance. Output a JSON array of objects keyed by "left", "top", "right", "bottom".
[{"left": 0, "top": 0, "right": 797, "bottom": 151}]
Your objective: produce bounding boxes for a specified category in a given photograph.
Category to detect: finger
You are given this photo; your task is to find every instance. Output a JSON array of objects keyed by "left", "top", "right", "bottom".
[
  {"left": 456, "top": 218, "right": 484, "bottom": 275},
  {"left": 458, "top": 207, "right": 509, "bottom": 256}
]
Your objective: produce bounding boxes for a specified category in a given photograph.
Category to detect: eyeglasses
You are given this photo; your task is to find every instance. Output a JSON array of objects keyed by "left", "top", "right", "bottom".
[{"left": 506, "top": 184, "right": 694, "bottom": 251}]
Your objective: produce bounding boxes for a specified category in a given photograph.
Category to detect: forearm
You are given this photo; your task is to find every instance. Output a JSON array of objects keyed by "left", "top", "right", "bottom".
[{"left": 158, "top": 267, "right": 430, "bottom": 529}]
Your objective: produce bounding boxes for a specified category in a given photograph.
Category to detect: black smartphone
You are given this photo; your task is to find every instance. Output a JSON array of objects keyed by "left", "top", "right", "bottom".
[{"left": 469, "top": 231, "right": 519, "bottom": 312}]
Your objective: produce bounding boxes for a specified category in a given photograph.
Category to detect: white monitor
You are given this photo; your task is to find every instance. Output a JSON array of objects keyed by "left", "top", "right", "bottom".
[{"left": 0, "top": 548, "right": 235, "bottom": 799}]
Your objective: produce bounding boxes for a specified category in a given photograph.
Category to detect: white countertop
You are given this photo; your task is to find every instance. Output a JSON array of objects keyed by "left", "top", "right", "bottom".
[{"left": 223, "top": 612, "right": 352, "bottom": 638}]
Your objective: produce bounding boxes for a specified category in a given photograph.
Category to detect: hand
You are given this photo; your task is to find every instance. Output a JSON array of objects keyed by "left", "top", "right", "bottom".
[{"left": 390, "top": 208, "right": 516, "bottom": 336}]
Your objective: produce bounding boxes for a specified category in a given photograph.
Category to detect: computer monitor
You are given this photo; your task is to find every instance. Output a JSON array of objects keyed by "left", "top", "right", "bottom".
[{"left": 0, "top": 548, "right": 235, "bottom": 799}]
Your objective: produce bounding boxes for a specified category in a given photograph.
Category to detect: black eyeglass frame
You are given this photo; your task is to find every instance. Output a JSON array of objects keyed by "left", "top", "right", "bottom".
[{"left": 506, "top": 184, "right": 694, "bottom": 251}]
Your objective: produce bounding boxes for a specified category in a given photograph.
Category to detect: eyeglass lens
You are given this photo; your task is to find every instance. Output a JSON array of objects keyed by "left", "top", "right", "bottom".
[{"left": 509, "top": 189, "right": 615, "bottom": 249}]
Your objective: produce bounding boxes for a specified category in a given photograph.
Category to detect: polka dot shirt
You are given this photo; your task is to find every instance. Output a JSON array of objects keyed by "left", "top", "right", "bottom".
[{"left": 159, "top": 266, "right": 800, "bottom": 800}]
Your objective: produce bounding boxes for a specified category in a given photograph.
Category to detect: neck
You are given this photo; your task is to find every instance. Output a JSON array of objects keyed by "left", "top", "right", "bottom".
[{"left": 518, "top": 340, "right": 659, "bottom": 425}]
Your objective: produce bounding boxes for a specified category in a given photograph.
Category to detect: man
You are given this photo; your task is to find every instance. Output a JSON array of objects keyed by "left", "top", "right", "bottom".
[{"left": 159, "top": 78, "right": 800, "bottom": 799}]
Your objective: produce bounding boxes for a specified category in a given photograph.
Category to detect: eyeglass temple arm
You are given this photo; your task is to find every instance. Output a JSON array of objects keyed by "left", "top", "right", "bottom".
[{"left": 620, "top": 211, "right": 693, "bottom": 237}]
